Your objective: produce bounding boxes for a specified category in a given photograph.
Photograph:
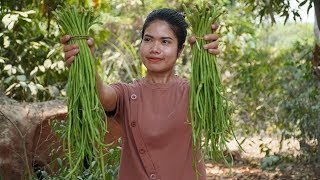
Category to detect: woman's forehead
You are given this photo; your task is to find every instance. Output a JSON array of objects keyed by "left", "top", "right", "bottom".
[{"left": 144, "top": 20, "right": 177, "bottom": 39}]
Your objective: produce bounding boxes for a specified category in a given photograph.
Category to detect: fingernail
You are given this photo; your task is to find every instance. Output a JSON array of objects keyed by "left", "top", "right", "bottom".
[
  {"left": 203, "top": 45, "right": 208, "bottom": 49},
  {"left": 204, "top": 35, "right": 208, "bottom": 40}
]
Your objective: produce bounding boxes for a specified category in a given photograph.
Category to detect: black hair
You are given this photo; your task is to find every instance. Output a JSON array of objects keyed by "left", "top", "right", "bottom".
[{"left": 141, "top": 8, "right": 188, "bottom": 53}]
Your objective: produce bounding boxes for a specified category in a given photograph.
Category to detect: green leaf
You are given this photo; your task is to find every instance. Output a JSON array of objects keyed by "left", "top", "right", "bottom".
[
  {"left": 17, "top": 65, "right": 25, "bottom": 73},
  {"left": 44, "top": 59, "right": 52, "bottom": 69},
  {"left": 57, "top": 61, "right": 65, "bottom": 69},
  {"left": 299, "top": 0, "right": 308, "bottom": 8},
  {"left": 36, "top": 84, "right": 44, "bottom": 90},
  {"left": 21, "top": 17, "right": 31, "bottom": 22},
  {"left": 41, "top": 171, "right": 48, "bottom": 177},
  {"left": 307, "top": 2, "right": 313, "bottom": 15},
  {"left": 88, "top": 174, "right": 93, "bottom": 180},
  {"left": 6, "top": 83, "right": 17, "bottom": 93},
  {"left": 261, "top": 155, "right": 280, "bottom": 170},
  {"left": 57, "top": 158, "right": 63, "bottom": 167},
  {"left": 39, "top": 65, "right": 45, "bottom": 72},
  {"left": 49, "top": 85, "right": 59, "bottom": 97},
  {"left": 2, "top": 14, "right": 19, "bottom": 30},
  {"left": 4, "top": 64, "right": 12, "bottom": 71},
  {"left": 30, "top": 67, "right": 38, "bottom": 76},
  {"left": 4, "top": 76, "right": 14, "bottom": 84},
  {"left": 24, "top": 10, "right": 36, "bottom": 15},
  {"left": 16, "top": 75, "right": 26, "bottom": 81},
  {"left": 47, "top": 48, "right": 56, "bottom": 58},
  {"left": 91, "top": 161, "right": 96, "bottom": 167},
  {"left": 15, "top": 11, "right": 28, "bottom": 18},
  {"left": 19, "top": 81, "right": 27, "bottom": 88},
  {"left": 28, "top": 82, "right": 37, "bottom": 95},
  {"left": 3, "top": 36, "right": 10, "bottom": 48}
]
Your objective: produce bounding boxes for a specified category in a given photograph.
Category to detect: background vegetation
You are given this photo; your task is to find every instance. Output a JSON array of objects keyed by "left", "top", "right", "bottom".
[{"left": 1, "top": 0, "right": 319, "bottom": 179}]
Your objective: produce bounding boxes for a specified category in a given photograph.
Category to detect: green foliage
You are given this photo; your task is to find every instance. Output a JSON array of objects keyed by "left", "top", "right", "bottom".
[
  {"left": 0, "top": 8, "right": 68, "bottom": 102},
  {"left": 40, "top": 120, "right": 121, "bottom": 180},
  {"left": 261, "top": 155, "right": 281, "bottom": 171},
  {"left": 277, "top": 41, "right": 320, "bottom": 146},
  {"left": 219, "top": 3, "right": 319, "bottom": 160},
  {"left": 237, "top": 0, "right": 314, "bottom": 24}
]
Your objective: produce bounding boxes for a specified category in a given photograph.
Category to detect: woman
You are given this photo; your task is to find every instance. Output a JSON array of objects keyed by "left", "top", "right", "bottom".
[{"left": 61, "top": 8, "right": 220, "bottom": 180}]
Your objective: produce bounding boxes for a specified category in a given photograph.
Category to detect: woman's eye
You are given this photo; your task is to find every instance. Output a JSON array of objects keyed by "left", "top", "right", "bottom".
[
  {"left": 163, "top": 40, "right": 170, "bottom": 44},
  {"left": 143, "top": 37, "right": 151, "bottom": 42}
]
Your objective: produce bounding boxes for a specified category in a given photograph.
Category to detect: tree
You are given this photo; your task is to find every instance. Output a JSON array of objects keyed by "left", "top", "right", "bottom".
[
  {"left": 240, "top": 0, "right": 320, "bottom": 163},
  {"left": 239, "top": 0, "right": 319, "bottom": 77}
]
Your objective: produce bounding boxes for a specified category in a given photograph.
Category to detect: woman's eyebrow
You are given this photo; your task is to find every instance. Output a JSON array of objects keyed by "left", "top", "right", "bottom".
[
  {"left": 162, "top": 37, "right": 173, "bottom": 40},
  {"left": 144, "top": 34, "right": 173, "bottom": 40}
]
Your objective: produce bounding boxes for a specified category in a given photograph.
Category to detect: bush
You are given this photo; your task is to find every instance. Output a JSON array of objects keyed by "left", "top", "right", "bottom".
[{"left": 0, "top": 8, "right": 68, "bottom": 102}]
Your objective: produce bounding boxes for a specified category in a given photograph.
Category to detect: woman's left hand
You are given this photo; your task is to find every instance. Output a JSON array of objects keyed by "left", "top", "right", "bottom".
[{"left": 189, "top": 23, "right": 220, "bottom": 55}]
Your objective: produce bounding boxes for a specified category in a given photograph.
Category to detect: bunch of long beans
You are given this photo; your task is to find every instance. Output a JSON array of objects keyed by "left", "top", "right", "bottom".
[
  {"left": 183, "top": 2, "right": 234, "bottom": 173},
  {"left": 53, "top": 5, "right": 107, "bottom": 179}
]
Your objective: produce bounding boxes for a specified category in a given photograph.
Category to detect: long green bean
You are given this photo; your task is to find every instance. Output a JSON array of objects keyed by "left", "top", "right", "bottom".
[
  {"left": 183, "top": 2, "right": 235, "bottom": 177},
  {"left": 53, "top": 5, "right": 107, "bottom": 179}
]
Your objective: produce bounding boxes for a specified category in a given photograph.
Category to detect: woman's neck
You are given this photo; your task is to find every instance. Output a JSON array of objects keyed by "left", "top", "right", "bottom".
[{"left": 145, "top": 71, "right": 176, "bottom": 84}]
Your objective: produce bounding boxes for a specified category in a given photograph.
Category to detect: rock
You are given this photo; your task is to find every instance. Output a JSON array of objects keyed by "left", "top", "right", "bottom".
[{"left": 0, "top": 95, "right": 122, "bottom": 179}]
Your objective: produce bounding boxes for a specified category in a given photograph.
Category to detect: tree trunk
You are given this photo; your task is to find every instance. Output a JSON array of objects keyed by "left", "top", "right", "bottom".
[
  {"left": 0, "top": 95, "right": 122, "bottom": 179},
  {"left": 314, "top": 0, "right": 320, "bottom": 43},
  {"left": 312, "top": 1, "right": 320, "bottom": 176},
  {"left": 313, "top": 1, "right": 320, "bottom": 79}
]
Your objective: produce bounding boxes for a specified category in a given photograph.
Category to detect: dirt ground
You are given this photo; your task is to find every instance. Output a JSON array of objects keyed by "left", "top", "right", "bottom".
[{"left": 205, "top": 136, "right": 320, "bottom": 180}]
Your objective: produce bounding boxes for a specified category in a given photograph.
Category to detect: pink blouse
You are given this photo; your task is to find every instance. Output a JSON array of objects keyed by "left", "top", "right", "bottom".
[{"left": 108, "top": 76, "right": 206, "bottom": 180}]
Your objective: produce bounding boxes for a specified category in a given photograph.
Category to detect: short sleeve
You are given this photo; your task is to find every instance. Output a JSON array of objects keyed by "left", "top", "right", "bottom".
[{"left": 105, "top": 83, "right": 126, "bottom": 123}]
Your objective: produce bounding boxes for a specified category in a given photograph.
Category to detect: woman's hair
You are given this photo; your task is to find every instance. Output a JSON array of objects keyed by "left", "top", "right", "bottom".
[{"left": 141, "top": 8, "right": 188, "bottom": 53}]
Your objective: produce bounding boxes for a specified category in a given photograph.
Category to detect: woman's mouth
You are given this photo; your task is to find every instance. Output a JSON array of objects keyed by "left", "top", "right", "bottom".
[{"left": 148, "top": 57, "right": 162, "bottom": 63}]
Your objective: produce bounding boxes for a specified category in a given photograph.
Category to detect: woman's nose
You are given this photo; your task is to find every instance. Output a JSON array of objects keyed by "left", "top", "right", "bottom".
[{"left": 150, "top": 42, "right": 160, "bottom": 54}]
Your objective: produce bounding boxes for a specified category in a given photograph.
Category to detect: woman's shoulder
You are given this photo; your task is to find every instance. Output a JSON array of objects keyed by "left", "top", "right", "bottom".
[
  {"left": 176, "top": 76, "right": 189, "bottom": 85},
  {"left": 173, "top": 76, "right": 190, "bottom": 90}
]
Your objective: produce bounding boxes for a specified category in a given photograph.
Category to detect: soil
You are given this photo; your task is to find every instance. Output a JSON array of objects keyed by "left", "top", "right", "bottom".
[{"left": 205, "top": 136, "right": 320, "bottom": 180}]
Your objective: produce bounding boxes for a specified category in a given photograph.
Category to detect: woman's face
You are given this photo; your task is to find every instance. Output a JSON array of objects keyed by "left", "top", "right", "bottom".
[{"left": 139, "top": 20, "right": 180, "bottom": 74}]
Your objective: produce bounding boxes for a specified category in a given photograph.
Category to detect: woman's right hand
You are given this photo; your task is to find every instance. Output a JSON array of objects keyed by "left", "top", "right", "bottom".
[{"left": 60, "top": 35, "right": 95, "bottom": 67}]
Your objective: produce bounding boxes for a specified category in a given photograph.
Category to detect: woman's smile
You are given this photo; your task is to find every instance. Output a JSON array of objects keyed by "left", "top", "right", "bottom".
[{"left": 147, "top": 57, "right": 163, "bottom": 63}]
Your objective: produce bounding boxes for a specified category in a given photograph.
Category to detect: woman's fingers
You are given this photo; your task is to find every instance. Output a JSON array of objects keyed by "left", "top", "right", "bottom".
[
  {"left": 87, "top": 38, "right": 95, "bottom": 56},
  {"left": 61, "top": 36, "right": 95, "bottom": 67},
  {"left": 65, "top": 56, "right": 76, "bottom": 67},
  {"left": 64, "top": 48, "right": 79, "bottom": 66},
  {"left": 64, "top": 44, "right": 79, "bottom": 58},
  {"left": 189, "top": 23, "right": 220, "bottom": 55},
  {"left": 204, "top": 40, "right": 220, "bottom": 55},
  {"left": 204, "top": 34, "right": 219, "bottom": 41},
  {"left": 204, "top": 24, "right": 220, "bottom": 55},
  {"left": 203, "top": 40, "right": 219, "bottom": 50},
  {"left": 208, "top": 48, "right": 220, "bottom": 55},
  {"left": 60, "top": 35, "right": 71, "bottom": 44},
  {"left": 188, "top": 36, "right": 197, "bottom": 45},
  {"left": 211, "top": 23, "right": 219, "bottom": 32},
  {"left": 63, "top": 44, "right": 79, "bottom": 53},
  {"left": 64, "top": 48, "right": 79, "bottom": 59}
]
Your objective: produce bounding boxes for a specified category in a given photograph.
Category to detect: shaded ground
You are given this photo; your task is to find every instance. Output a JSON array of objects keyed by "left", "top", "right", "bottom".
[
  {"left": 206, "top": 158, "right": 318, "bottom": 179},
  {"left": 205, "top": 136, "right": 319, "bottom": 179}
]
